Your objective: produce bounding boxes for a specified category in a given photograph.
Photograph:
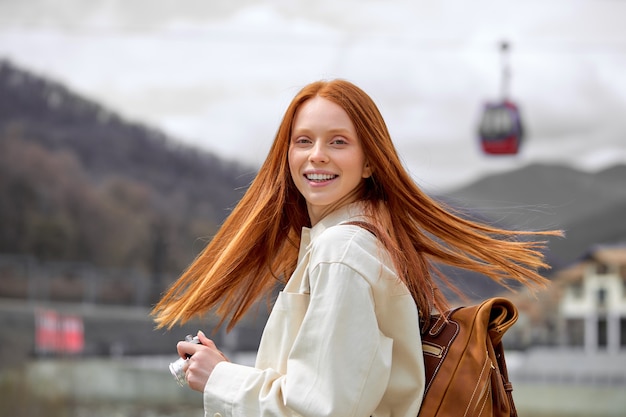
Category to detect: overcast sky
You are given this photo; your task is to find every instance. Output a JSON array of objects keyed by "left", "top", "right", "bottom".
[{"left": 1, "top": 0, "right": 625, "bottom": 192}]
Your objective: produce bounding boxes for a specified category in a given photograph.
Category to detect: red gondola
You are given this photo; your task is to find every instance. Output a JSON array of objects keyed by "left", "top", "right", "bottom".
[
  {"left": 478, "top": 41, "right": 524, "bottom": 155},
  {"left": 478, "top": 100, "right": 524, "bottom": 155}
]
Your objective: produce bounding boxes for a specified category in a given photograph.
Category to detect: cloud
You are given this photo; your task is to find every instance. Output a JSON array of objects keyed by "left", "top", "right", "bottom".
[{"left": 1, "top": 0, "right": 626, "bottom": 191}]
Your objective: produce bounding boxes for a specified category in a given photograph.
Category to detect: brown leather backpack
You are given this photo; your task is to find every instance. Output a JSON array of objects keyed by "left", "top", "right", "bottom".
[{"left": 418, "top": 297, "right": 519, "bottom": 417}]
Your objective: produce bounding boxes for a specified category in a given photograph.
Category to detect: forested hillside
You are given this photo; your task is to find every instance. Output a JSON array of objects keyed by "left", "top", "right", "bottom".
[{"left": 0, "top": 59, "right": 255, "bottom": 290}]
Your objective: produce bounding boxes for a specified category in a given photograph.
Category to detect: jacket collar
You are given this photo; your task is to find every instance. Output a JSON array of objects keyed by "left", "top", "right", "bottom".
[{"left": 299, "top": 202, "right": 366, "bottom": 257}]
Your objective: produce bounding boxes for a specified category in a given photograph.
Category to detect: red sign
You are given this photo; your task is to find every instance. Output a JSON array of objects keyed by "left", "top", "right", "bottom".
[{"left": 35, "top": 309, "right": 84, "bottom": 355}]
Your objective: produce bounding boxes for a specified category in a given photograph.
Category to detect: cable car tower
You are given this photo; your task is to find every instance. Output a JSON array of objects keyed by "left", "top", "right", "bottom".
[{"left": 477, "top": 41, "right": 525, "bottom": 155}]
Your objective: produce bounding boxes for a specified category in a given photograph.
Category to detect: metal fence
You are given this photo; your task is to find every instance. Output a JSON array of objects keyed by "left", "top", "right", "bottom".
[{"left": 0, "top": 253, "right": 164, "bottom": 306}]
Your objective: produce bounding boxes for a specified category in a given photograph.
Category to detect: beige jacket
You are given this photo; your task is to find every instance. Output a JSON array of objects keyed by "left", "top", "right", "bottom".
[{"left": 204, "top": 203, "right": 425, "bottom": 417}]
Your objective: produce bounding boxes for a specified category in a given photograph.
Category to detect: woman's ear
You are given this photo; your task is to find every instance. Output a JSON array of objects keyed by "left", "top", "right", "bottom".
[{"left": 362, "top": 161, "right": 373, "bottom": 179}]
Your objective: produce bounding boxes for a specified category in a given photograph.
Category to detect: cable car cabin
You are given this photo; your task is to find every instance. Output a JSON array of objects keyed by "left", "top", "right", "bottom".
[{"left": 478, "top": 101, "right": 524, "bottom": 155}]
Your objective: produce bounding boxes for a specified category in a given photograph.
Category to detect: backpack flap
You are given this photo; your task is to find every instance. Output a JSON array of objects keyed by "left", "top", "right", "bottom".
[{"left": 485, "top": 298, "right": 518, "bottom": 346}]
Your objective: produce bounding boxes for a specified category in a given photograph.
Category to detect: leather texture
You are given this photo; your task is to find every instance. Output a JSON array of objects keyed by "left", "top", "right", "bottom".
[{"left": 418, "top": 297, "right": 519, "bottom": 417}]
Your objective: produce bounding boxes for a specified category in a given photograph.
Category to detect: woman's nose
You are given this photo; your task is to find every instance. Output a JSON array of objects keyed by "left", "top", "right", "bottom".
[{"left": 309, "top": 141, "right": 329, "bottom": 163}]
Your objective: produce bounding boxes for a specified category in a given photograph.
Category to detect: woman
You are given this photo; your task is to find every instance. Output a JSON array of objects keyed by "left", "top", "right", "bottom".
[{"left": 152, "top": 79, "right": 560, "bottom": 417}]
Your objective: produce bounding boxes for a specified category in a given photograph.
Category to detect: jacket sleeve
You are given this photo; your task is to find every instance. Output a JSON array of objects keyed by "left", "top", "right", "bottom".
[{"left": 203, "top": 261, "right": 393, "bottom": 417}]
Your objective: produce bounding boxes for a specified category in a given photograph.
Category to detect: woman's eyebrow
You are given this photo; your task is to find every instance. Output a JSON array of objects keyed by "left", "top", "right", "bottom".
[{"left": 292, "top": 127, "right": 352, "bottom": 135}]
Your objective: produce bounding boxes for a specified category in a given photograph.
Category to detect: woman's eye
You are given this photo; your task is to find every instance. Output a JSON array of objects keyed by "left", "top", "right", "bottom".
[
  {"left": 294, "top": 137, "right": 311, "bottom": 144},
  {"left": 332, "top": 137, "right": 348, "bottom": 145}
]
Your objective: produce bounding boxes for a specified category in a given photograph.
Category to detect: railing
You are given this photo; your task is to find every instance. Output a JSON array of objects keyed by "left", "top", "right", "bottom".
[
  {"left": 0, "top": 253, "right": 168, "bottom": 307},
  {"left": 507, "top": 348, "right": 626, "bottom": 387}
]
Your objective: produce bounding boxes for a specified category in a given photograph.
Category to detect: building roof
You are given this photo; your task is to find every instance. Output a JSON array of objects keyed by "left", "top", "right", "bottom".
[{"left": 582, "top": 244, "right": 626, "bottom": 265}]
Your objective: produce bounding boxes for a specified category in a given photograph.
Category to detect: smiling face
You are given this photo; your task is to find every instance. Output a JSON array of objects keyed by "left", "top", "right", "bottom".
[{"left": 288, "top": 96, "right": 372, "bottom": 225}]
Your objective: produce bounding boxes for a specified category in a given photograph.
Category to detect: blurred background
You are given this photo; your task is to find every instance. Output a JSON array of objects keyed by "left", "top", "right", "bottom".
[{"left": 0, "top": 1, "right": 625, "bottom": 416}]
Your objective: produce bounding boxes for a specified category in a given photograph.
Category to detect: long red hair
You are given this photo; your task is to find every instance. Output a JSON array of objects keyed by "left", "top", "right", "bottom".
[{"left": 152, "top": 79, "right": 561, "bottom": 330}]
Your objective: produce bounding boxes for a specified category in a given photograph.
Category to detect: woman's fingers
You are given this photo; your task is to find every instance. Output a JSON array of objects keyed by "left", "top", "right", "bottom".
[{"left": 185, "top": 343, "right": 227, "bottom": 392}]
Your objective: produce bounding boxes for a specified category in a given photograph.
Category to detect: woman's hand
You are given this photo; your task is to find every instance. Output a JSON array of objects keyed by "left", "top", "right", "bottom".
[{"left": 177, "top": 330, "right": 230, "bottom": 392}]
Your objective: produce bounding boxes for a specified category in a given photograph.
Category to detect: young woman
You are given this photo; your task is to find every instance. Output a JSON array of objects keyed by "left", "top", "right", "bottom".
[{"left": 152, "top": 79, "right": 560, "bottom": 417}]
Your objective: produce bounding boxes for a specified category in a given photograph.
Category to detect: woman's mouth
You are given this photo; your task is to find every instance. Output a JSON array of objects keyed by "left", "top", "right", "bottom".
[{"left": 305, "top": 173, "right": 337, "bottom": 183}]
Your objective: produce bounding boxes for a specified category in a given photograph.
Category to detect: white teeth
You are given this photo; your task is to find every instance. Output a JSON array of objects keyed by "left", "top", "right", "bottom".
[{"left": 306, "top": 173, "right": 336, "bottom": 181}]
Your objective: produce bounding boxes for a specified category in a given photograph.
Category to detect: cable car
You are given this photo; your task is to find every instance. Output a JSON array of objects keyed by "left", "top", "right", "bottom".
[
  {"left": 477, "top": 41, "right": 524, "bottom": 155},
  {"left": 478, "top": 100, "right": 524, "bottom": 155}
]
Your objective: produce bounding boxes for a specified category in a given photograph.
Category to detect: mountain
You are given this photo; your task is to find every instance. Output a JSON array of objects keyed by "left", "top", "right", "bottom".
[
  {"left": 0, "top": 58, "right": 255, "bottom": 301},
  {"left": 0, "top": 58, "right": 255, "bottom": 210},
  {"left": 444, "top": 163, "right": 626, "bottom": 269}
]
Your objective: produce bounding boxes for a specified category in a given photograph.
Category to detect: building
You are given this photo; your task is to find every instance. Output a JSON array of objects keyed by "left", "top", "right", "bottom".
[
  {"left": 556, "top": 244, "right": 626, "bottom": 354},
  {"left": 507, "top": 245, "right": 626, "bottom": 417}
]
